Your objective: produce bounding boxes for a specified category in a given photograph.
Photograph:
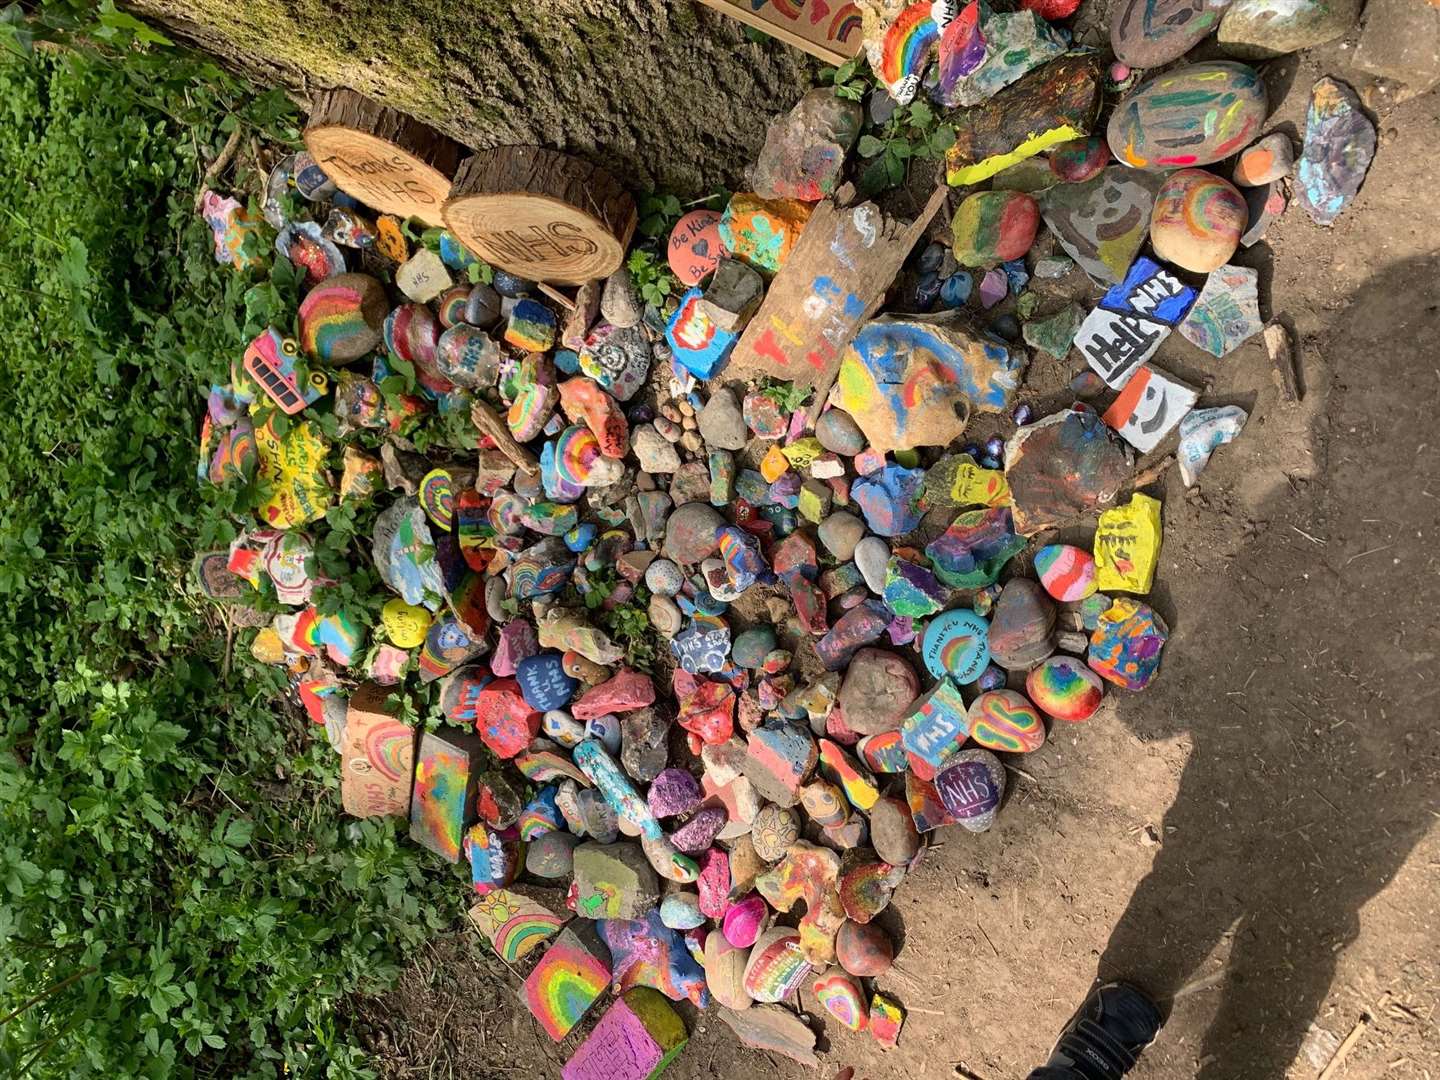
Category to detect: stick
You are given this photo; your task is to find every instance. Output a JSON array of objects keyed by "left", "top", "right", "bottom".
[
  {"left": 193, "top": 124, "right": 244, "bottom": 211},
  {"left": 536, "top": 282, "right": 577, "bottom": 312},
  {"left": 1264, "top": 322, "right": 1301, "bottom": 404},
  {"left": 469, "top": 399, "right": 540, "bottom": 477},
  {"left": 1317, "top": 1008, "right": 1374, "bottom": 1080}
]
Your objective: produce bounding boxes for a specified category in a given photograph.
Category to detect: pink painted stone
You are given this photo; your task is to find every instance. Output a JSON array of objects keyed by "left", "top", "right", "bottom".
[
  {"left": 558, "top": 376, "right": 630, "bottom": 459},
  {"left": 697, "top": 847, "right": 730, "bottom": 919},
  {"left": 572, "top": 667, "right": 657, "bottom": 719},
  {"left": 722, "top": 893, "right": 769, "bottom": 949},
  {"left": 491, "top": 620, "right": 539, "bottom": 677},
  {"left": 474, "top": 678, "right": 542, "bottom": 760}
]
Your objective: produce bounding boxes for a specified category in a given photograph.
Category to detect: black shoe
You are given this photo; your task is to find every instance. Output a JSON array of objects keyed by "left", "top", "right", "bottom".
[{"left": 1031, "top": 983, "right": 1163, "bottom": 1080}]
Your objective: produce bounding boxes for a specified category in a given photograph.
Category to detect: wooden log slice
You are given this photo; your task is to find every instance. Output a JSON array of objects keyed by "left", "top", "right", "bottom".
[
  {"left": 304, "top": 89, "right": 462, "bottom": 227},
  {"left": 443, "top": 147, "right": 637, "bottom": 286}
]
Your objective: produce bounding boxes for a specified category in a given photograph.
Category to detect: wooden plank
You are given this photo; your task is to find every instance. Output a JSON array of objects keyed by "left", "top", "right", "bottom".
[
  {"left": 719, "top": 185, "right": 950, "bottom": 422},
  {"left": 697, "top": 0, "right": 861, "bottom": 66}
]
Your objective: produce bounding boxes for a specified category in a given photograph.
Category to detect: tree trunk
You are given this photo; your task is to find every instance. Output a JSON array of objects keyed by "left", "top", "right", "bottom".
[{"left": 125, "top": 0, "right": 817, "bottom": 197}]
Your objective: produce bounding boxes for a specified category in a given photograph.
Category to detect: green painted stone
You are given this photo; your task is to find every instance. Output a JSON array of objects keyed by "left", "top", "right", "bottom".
[{"left": 1022, "top": 304, "right": 1086, "bottom": 358}]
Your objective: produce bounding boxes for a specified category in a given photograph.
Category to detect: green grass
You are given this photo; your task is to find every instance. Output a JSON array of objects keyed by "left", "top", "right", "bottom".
[{"left": 0, "top": 32, "right": 457, "bottom": 1079}]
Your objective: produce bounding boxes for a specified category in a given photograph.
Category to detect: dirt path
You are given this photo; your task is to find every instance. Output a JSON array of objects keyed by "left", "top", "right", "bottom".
[{"left": 350, "top": 40, "right": 1440, "bottom": 1080}]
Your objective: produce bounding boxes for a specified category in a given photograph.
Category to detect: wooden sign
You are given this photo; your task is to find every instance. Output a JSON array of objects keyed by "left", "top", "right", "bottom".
[
  {"left": 722, "top": 185, "right": 949, "bottom": 416},
  {"left": 698, "top": 0, "right": 863, "bottom": 66},
  {"left": 304, "top": 89, "right": 462, "bottom": 227},
  {"left": 340, "top": 683, "right": 417, "bottom": 818},
  {"left": 443, "top": 147, "right": 637, "bottom": 286}
]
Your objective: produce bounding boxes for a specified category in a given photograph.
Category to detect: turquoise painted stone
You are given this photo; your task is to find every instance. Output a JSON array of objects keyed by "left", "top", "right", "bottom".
[
  {"left": 882, "top": 558, "right": 948, "bottom": 619},
  {"left": 1108, "top": 62, "right": 1268, "bottom": 170},
  {"left": 1111, "top": 0, "right": 1233, "bottom": 69}
]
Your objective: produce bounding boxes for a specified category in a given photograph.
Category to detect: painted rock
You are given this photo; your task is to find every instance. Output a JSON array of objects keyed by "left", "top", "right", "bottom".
[
  {"left": 1049, "top": 135, "right": 1111, "bottom": 183},
  {"left": 812, "top": 411, "right": 863, "bottom": 460},
  {"left": 519, "top": 924, "right": 611, "bottom": 1041},
  {"left": 945, "top": 54, "right": 1104, "bottom": 187},
  {"left": 1217, "top": 0, "right": 1359, "bottom": 57},
  {"left": 867, "top": 795, "right": 920, "bottom": 867},
  {"left": 1296, "top": 77, "right": 1375, "bottom": 227},
  {"left": 814, "top": 969, "right": 869, "bottom": 1032},
  {"left": 598, "top": 908, "right": 709, "bottom": 1005},
  {"left": 934, "top": 747, "right": 1006, "bottom": 832},
  {"left": 801, "top": 779, "right": 851, "bottom": 828},
  {"left": 922, "top": 454, "right": 1011, "bottom": 511},
  {"left": 558, "top": 377, "right": 629, "bottom": 459},
  {"left": 743, "top": 722, "right": 818, "bottom": 807},
  {"left": 1177, "top": 405, "right": 1248, "bottom": 486},
  {"left": 572, "top": 841, "right": 661, "bottom": 921},
  {"left": 925, "top": 507, "right": 1026, "bottom": 589},
  {"left": 1234, "top": 132, "right": 1294, "bottom": 187},
  {"left": 1005, "top": 408, "right": 1132, "bottom": 535},
  {"left": 732, "top": 627, "right": 778, "bottom": 670},
  {"left": 851, "top": 466, "right": 926, "bottom": 538},
  {"left": 1110, "top": 0, "right": 1232, "bottom": 68},
  {"left": 742, "top": 927, "right": 812, "bottom": 1003},
  {"left": 667, "top": 210, "right": 724, "bottom": 287},
  {"left": 1178, "top": 263, "right": 1261, "bottom": 357},
  {"left": 870, "top": 992, "right": 906, "bottom": 1049},
  {"left": 648, "top": 768, "right": 702, "bottom": 819},
  {"left": 839, "top": 315, "right": 1023, "bottom": 450},
  {"left": 920, "top": 607, "right": 991, "bottom": 684},
  {"left": 561, "top": 987, "right": 689, "bottom": 1079},
  {"left": 1088, "top": 597, "right": 1169, "bottom": 690},
  {"left": 934, "top": 4, "right": 1068, "bottom": 110},
  {"left": 1041, "top": 166, "right": 1165, "bottom": 285},
  {"left": 951, "top": 190, "right": 1041, "bottom": 269},
  {"left": 1149, "top": 169, "right": 1247, "bottom": 274},
  {"left": 667, "top": 287, "right": 738, "bottom": 380},
  {"left": 525, "top": 830, "right": 580, "bottom": 879},
  {"left": 435, "top": 324, "right": 502, "bottom": 390},
  {"left": 578, "top": 322, "right": 652, "bottom": 402},
  {"left": 662, "top": 502, "right": 725, "bottom": 565},
  {"left": 700, "top": 258, "right": 765, "bottom": 333},
  {"left": 1035, "top": 545, "right": 1098, "bottom": 602},
  {"left": 296, "top": 272, "right": 387, "bottom": 362},
  {"left": 901, "top": 677, "right": 969, "bottom": 768},
  {"left": 837, "top": 854, "right": 904, "bottom": 923},
  {"left": 670, "top": 807, "right": 726, "bottom": 854},
  {"left": 723, "top": 892, "right": 769, "bottom": 949},
  {"left": 817, "top": 738, "right": 881, "bottom": 811},
  {"left": 988, "top": 579, "right": 1056, "bottom": 671},
  {"left": 1093, "top": 492, "right": 1163, "bottom": 594},
  {"left": 966, "top": 689, "right": 1046, "bottom": 753},
  {"left": 835, "top": 919, "right": 894, "bottom": 978},
  {"left": 751, "top": 87, "right": 863, "bottom": 202},
  {"left": 718, "top": 193, "right": 812, "bottom": 275},
  {"left": 1026, "top": 655, "right": 1105, "bottom": 722},
  {"left": 1109, "top": 62, "right": 1267, "bottom": 170},
  {"left": 704, "top": 931, "right": 754, "bottom": 1011},
  {"left": 882, "top": 559, "right": 948, "bottom": 619},
  {"left": 516, "top": 652, "right": 578, "bottom": 712},
  {"left": 838, "top": 649, "right": 919, "bottom": 735}
]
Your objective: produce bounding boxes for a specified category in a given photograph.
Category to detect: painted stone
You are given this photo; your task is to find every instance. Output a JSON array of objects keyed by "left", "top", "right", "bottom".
[
  {"left": 662, "top": 502, "right": 725, "bottom": 565},
  {"left": 934, "top": 747, "right": 1005, "bottom": 831},
  {"left": 743, "top": 722, "right": 818, "bottom": 807},
  {"left": 648, "top": 768, "right": 702, "bottom": 820},
  {"left": 835, "top": 920, "right": 894, "bottom": 978},
  {"left": 1088, "top": 597, "right": 1169, "bottom": 690},
  {"left": 373, "top": 498, "right": 445, "bottom": 608},
  {"left": 468, "top": 888, "right": 565, "bottom": 963},
  {"left": 817, "top": 738, "right": 881, "bottom": 811},
  {"left": 850, "top": 465, "right": 925, "bottom": 538},
  {"left": 1093, "top": 493, "right": 1163, "bottom": 594},
  {"left": 667, "top": 210, "right": 724, "bottom": 287},
  {"left": 1178, "top": 263, "right": 1262, "bottom": 356},
  {"left": 435, "top": 324, "right": 502, "bottom": 391},
  {"left": 920, "top": 607, "right": 991, "bottom": 683},
  {"left": 867, "top": 794, "right": 920, "bottom": 866},
  {"left": 752, "top": 87, "right": 863, "bottom": 202},
  {"left": 1102, "top": 364, "right": 1199, "bottom": 454},
  {"left": 472, "top": 677, "right": 542, "bottom": 758},
  {"left": 572, "top": 841, "right": 661, "bottom": 921},
  {"left": 743, "top": 927, "right": 812, "bottom": 1004},
  {"left": 1109, "top": 62, "right": 1267, "bottom": 170},
  {"left": 1234, "top": 132, "right": 1294, "bottom": 188},
  {"left": 579, "top": 322, "right": 652, "bottom": 402},
  {"left": 1218, "top": 0, "right": 1358, "bottom": 56},
  {"left": 858, "top": 0, "right": 940, "bottom": 105},
  {"left": 561, "top": 988, "right": 688, "bottom": 1080},
  {"left": 723, "top": 893, "right": 769, "bottom": 949},
  {"left": 1177, "top": 405, "right": 1248, "bottom": 486},
  {"left": 814, "top": 602, "right": 890, "bottom": 671},
  {"left": 951, "top": 190, "right": 1041, "bottom": 268},
  {"left": 666, "top": 287, "right": 738, "bottom": 380},
  {"left": 526, "top": 832, "right": 580, "bottom": 879},
  {"left": 670, "top": 807, "right": 726, "bottom": 854},
  {"left": 200, "top": 189, "right": 264, "bottom": 271},
  {"left": 1041, "top": 167, "right": 1163, "bottom": 286},
  {"left": 838, "top": 649, "right": 919, "bottom": 736},
  {"left": 870, "top": 992, "right": 905, "bottom": 1048},
  {"left": 1150, "top": 169, "right": 1247, "bottom": 274},
  {"left": 1035, "top": 544, "right": 1097, "bottom": 602},
  {"left": 801, "top": 779, "right": 851, "bottom": 828},
  {"left": 1110, "top": 0, "right": 1232, "bottom": 68},
  {"left": 1026, "top": 655, "right": 1104, "bottom": 722},
  {"left": 935, "top": 3, "right": 1068, "bottom": 110},
  {"left": 921, "top": 454, "right": 1010, "bottom": 511},
  {"left": 905, "top": 769, "right": 957, "bottom": 833},
  {"left": 599, "top": 910, "right": 709, "bottom": 1006},
  {"left": 556, "top": 377, "right": 628, "bottom": 459},
  {"left": 988, "top": 579, "right": 1056, "bottom": 671},
  {"left": 837, "top": 853, "right": 904, "bottom": 922},
  {"left": 1296, "top": 77, "right": 1375, "bottom": 227},
  {"left": 1004, "top": 407, "right": 1132, "bottom": 535},
  {"left": 754, "top": 842, "right": 844, "bottom": 965},
  {"left": 1049, "top": 135, "right": 1111, "bottom": 183},
  {"left": 945, "top": 54, "right": 1104, "bottom": 187},
  {"left": 882, "top": 558, "right": 948, "bottom": 618},
  {"left": 966, "top": 689, "right": 1045, "bottom": 753},
  {"left": 520, "top": 924, "right": 611, "bottom": 1041},
  {"left": 516, "top": 652, "right": 578, "bottom": 712},
  {"left": 718, "top": 193, "right": 812, "bottom": 275},
  {"left": 925, "top": 506, "right": 1026, "bottom": 589},
  {"left": 465, "top": 823, "right": 521, "bottom": 894},
  {"left": 296, "top": 272, "right": 387, "bottom": 365},
  {"left": 901, "top": 676, "right": 969, "bottom": 768},
  {"left": 814, "top": 969, "right": 869, "bottom": 1032},
  {"left": 395, "top": 248, "right": 452, "bottom": 305}
]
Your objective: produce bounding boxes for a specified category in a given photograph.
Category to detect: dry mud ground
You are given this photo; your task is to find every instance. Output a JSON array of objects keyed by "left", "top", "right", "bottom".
[{"left": 349, "top": 37, "right": 1440, "bottom": 1080}]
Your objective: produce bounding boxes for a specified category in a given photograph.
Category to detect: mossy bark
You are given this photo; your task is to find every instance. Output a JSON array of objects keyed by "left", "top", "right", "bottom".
[{"left": 127, "top": 0, "right": 818, "bottom": 196}]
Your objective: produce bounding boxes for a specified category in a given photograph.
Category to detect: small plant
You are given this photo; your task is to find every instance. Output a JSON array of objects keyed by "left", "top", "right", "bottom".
[
  {"left": 821, "top": 56, "right": 869, "bottom": 102},
  {"left": 758, "top": 378, "right": 812, "bottom": 414},
  {"left": 857, "top": 99, "right": 956, "bottom": 195},
  {"left": 635, "top": 191, "right": 684, "bottom": 239},
  {"left": 626, "top": 248, "right": 680, "bottom": 308}
]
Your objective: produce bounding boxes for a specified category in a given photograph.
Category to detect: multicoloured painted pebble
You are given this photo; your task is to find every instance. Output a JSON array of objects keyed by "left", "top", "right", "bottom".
[
  {"left": 1087, "top": 598, "right": 1169, "bottom": 690},
  {"left": 934, "top": 748, "right": 1006, "bottom": 832},
  {"left": 835, "top": 920, "right": 892, "bottom": 978},
  {"left": 1026, "top": 655, "right": 1105, "bottom": 722},
  {"left": 1034, "top": 544, "right": 1098, "bottom": 602},
  {"left": 742, "top": 927, "right": 811, "bottom": 1003},
  {"left": 870, "top": 992, "right": 905, "bottom": 1049},
  {"left": 920, "top": 608, "right": 991, "bottom": 683},
  {"left": 296, "top": 273, "right": 386, "bottom": 362},
  {"left": 814, "top": 969, "right": 870, "bottom": 1032},
  {"left": 1049, "top": 135, "right": 1111, "bottom": 183},
  {"left": 965, "top": 689, "right": 1046, "bottom": 753}
]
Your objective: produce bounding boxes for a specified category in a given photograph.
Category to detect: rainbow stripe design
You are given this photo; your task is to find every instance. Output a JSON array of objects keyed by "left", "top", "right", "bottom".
[
  {"left": 364, "top": 721, "right": 414, "bottom": 783},
  {"left": 829, "top": 3, "right": 862, "bottom": 43},
  {"left": 1027, "top": 655, "right": 1105, "bottom": 721},
  {"left": 878, "top": 3, "right": 939, "bottom": 104},
  {"left": 504, "top": 299, "right": 558, "bottom": 353},
  {"left": 1034, "top": 544, "right": 1098, "bottom": 602},
  {"left": 814, "top": 970, "right": 870, "bottom": 1032},
  {"left": 965, "top": 689, "right": 1046, "bottom": 753},
  {"left": 742, "top": 928, "right": 812, "bottom": 1004},
  {"left": 838, "top": 858, "right": 900, "bottom": 923},
  {"left": 297, "top": 274, "right": 384, "bottom": 362},
  {"left": 521, "top": 927, "right": 611, "bottom": 1041},
  {"left": 471, "top": 891, "right": 563, "bottom": 963},
  {"left": 419, "top": 468, "right": 455, "bottom": 531},
  {"left": 817, "top": 739, "right": 880, "bottom": 811},
  {"left": 517, "top": 786, "right": 562, "bottom": 841},
  {"left": 411, "top": 741, "right": 472, "bottom": 862},
  {"left": 555, "top": 425, "right": 606, "bottom": 487},
  {"left": 870, "top": 992, "right": 905, "bottom": 1048},
  {"left": 436, "top": 285, "right": 469, "bottom": 328}
]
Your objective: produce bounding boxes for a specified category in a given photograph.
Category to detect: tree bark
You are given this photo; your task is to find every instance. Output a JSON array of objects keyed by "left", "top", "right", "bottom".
[{"left": 125, "top": 0, "right": 817, "bottom": 197}]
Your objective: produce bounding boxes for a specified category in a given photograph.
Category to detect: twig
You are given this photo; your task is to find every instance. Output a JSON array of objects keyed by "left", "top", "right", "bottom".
[
  {"left": 193, "top": 124, "right": 245, "bottom": 211},
  {"left": 1127, "top": 454, "right": 1176, "bottom": 493},
  {"left": 1291, "top": 525, "right": 1328, "bottom": 546},
  {"left": 975, "top": 922, "right": 1001, "bottom": 958},
  {"left": 1317, "top": 1005, "right": 1377, "bottom": 1080},
  {"left": 0, "top": 965, "right": 98, "bottom": 1026},
  {"left": 1345, "top": 545, "right": 1392, "bottom": 565}
]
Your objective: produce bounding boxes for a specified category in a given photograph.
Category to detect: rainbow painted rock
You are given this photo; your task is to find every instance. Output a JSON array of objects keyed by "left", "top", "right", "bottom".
[
  {"left": 817, "top": 738, "right": 881, "bottom": 811},
  {"left": 965, "top": 689, "right": 1046, "bottom": 753},
  {"left": 856, "top": 730, "right": 909, "bottom": 775},
  {"left": 598, "top": 909, "right": 709, "bottom": 1007},
  {"left": 934, "top": 747, "right": 1006, "bottom": 832},
  {"left": 297, "top": 272, "right": 386, "bottom": 362},
  {"left": 920, "top": 607, "right": 991, "bottom": 683},
  {"left": 467, "top": 887, "right": 564, "bottom": 963},
  {"left": 814, "top": 969, "right": 870, "bottom": 1032},
  {"left": 988, "top": 579, "right": 1056, "bottom": 671},
  {"left": 901, "top": 677, "right": 969, "bottom": 769},
  {"left": 1108, "top": 62, "right": 1267, "bottom": 170},
  {"left": 578, "top": 322, "right": 651, "bottom": 402},
  {"left": 504, "top": 299, "right": 558, "bottom": 352},
  {"left": 558, "top": 377, "right": 628, "bottom": 458},
  {"left": 1150, "top": 168, "right": 1248, "bottom": 274},
  {"left": 1087, "top": 597, "right": 1168, "bottom": 690},
  {"left": 1049, "top": 136, "right": 1111, "bottom": 183},
  {"left": 1026, "top": 655, "right": 1105, "bottom": 722},
  {"left": 1034, "top": 544, "right": 1098, "bottom": 602},
  {"left": 837, "top": 854, "right": 904, "bottom": 923},
  {"left": 925, "top": 506, "right": 1026, "bottom": 589},
  {"left": 870, "top": 992, "right": 905, "bottom": 1049},
  {"left": 951, "top": 190, "right": 1040, "bottom": 269},
  {"left": 742, "top": 927, "right": 812, "bottom": 1003},
  {"left": 933, "top": 3, "right": 1067, "bottom": 110},
  {"left": 1110, "top": 0, "right": 1231, "bottom": 68},
  {"left": 520, "top": 924, "right": 611, "bottom": 1041}
]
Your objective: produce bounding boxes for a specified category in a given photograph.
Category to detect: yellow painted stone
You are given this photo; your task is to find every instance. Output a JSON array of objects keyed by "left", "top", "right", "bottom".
[
  {"left": 950, "top": 458, "right": 1011, "bottom": 508},
  {"left": 382, "top": 598, "right": 433, "bottom": 648},
  {"left": 254, "top": 417, "right": 332, "bottom": 528},
  {"left": 1093, "top": 493, "right": 1162, "bottom": 594},
  {"left": 760, "top": 444, "right": 790, "bottom": 483},
  {"left": 780, "top": 437, "right": 824, "bottom": 471},
  {"left": 250, "top": 627, "right": 286, "bottom": 665}
]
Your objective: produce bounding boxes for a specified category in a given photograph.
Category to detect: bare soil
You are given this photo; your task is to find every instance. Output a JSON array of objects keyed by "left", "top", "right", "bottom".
[{"left": 347, "top": 33, "right": 1440, "bottom": 1080}]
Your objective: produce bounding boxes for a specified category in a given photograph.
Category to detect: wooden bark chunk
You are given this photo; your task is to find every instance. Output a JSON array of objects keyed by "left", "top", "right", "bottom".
[
  {"left": 471, "top": 399, "right": 541, "bottom": 477},
  {"left": 304, "top": 89, "right": 462, "bottom": 227},
  {"left": 443, "top": 147, "right": 637, "bottom": 285}
]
